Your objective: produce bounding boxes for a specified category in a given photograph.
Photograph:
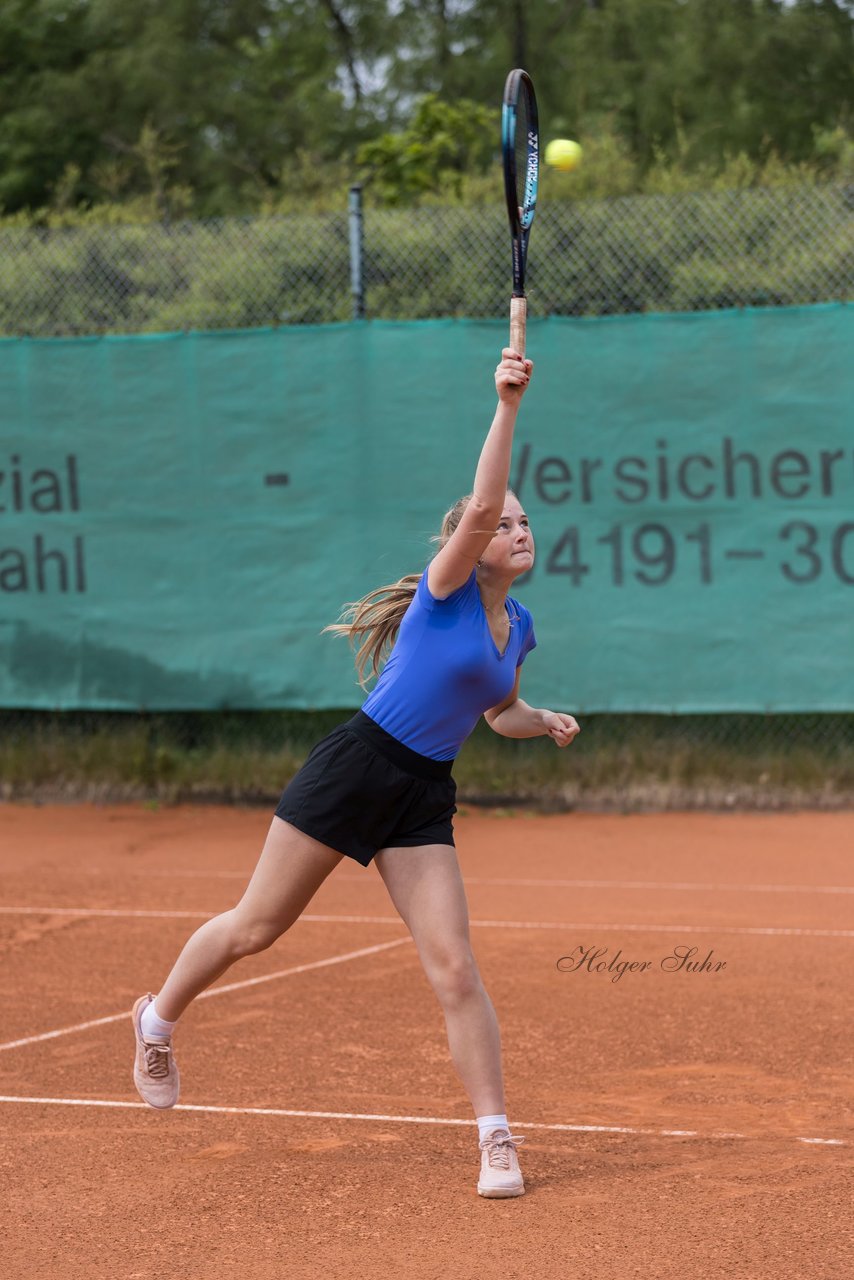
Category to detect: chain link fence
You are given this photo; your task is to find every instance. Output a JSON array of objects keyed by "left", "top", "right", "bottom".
[
  {"left": 2, "top": 183, "right": 853, "bottom": 805},
  {"left": 0, "top": 183, "right": 851, "bottom": 335},
  {"left": 2, "top": 709, "right": 853, "bottom": 809}
]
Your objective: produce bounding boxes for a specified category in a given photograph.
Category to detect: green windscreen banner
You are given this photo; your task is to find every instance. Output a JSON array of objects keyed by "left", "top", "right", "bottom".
[{"left": 1, "top": 304, "right": 852, "bottom": 712}]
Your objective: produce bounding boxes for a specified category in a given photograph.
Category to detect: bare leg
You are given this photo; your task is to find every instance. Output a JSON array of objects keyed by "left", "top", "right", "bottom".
[
  {"left": 154, "top": 817, "right": 344, "bottom": 1022},
  {"left": 374, "top": 844, "right": 505, "bottom": 1117}
]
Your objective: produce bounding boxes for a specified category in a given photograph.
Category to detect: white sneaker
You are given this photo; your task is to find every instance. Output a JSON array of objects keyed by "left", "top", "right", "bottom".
[
  {"left": 131, "top": 993, "right": 180, "bottom": 1109},
  {"left": 477, "top": 1128, "right": 526, "bottom": 1198}
]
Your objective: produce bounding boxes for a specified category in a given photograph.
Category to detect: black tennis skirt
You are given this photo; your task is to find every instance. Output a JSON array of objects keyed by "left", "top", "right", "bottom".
[{"left": 274, "top": 710, "right": 457, "bottom": 868}]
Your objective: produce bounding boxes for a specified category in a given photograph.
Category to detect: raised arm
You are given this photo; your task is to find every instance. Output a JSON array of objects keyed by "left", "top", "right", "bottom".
[{"left": 427, "top": 348, "right": 533, "bottom": 600}]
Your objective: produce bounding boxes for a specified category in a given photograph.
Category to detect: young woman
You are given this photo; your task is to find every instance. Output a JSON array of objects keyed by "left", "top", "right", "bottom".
[{"left": 131, "top": 346, "right": 580, "bottom": 1199}]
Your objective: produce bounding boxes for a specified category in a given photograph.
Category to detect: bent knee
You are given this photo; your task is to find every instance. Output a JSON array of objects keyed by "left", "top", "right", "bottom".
[
  {"left": 429, "top": 952, "right": 482, "bottom": 1003},
  {"left": 225, "top": 912, "right": 283, "bottom": 958}
]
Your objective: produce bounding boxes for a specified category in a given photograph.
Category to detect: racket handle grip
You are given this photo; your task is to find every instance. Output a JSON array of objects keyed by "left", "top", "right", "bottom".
[{"left": 509, "top": 296, "right": 527, "bottom": 358}]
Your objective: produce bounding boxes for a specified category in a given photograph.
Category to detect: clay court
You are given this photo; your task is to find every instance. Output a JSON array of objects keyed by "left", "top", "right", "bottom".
[{"left": 1, "top": 802, "right": 851, "bottom": 1278}]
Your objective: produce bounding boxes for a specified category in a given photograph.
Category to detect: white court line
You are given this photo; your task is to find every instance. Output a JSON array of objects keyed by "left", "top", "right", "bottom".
[
  {"left": 0, "top": 906, "right": 852, "bottom": 938},
  {"left": 0, "top": 935, "right": 412, "bottom": 1054},
  {"left": 467, "top": 919, "right": 854, "bottom": 938},
  {"left": 462, "top": 877, "right": 854, "bottom": 896},
  {"left": 0, "top": 1094, "right": 845, "bottom": 1147},
  {"left": 125, "top": 869, "right": 854, "bottom": 896},
  {"left": 0, "top": 907, "right": 218, "bottom": 920}
]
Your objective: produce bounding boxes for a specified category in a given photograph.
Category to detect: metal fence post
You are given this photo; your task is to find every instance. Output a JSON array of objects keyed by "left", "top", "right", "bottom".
[{"left": 348, "top": 184, "right": 365, "bottom": 320}]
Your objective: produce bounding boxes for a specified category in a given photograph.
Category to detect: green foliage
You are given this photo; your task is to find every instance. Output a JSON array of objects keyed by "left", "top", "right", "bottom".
[
  {"left": 355, "top": 95, "right": 495, "bottom": 204},
  {"left": 0, "top": 1, "right": 851, "bottom": 219},
  {"left": 0, "top": 181, "right": 849, "bottom": 337},
  {"left": 0, "top": 212, "right": 353, "bottom": 334},
  {"left": 0, "top": 0, "right": 380, "bottom": 217},
  {"left": 3, "top": 709, "right": 853, "bottom": 808},
  {"left": 0, "top": 5, "right": 850, "bottom": 336}
]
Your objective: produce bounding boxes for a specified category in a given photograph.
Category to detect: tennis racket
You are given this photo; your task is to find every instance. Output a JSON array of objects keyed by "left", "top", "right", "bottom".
[{"left": 501, "top": 68, "right": 539, "bottom": 358}]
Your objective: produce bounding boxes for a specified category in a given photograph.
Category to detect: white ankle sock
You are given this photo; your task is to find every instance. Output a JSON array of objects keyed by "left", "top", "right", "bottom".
[
  {"left": 140, "top": 999, "right": 177, "bottom": 1040},
  {"left": 477, "top": 1114, "right": 509, "bottom": 1143}
]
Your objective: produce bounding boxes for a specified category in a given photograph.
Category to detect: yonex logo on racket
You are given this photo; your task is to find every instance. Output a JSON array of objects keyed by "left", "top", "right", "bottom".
[{"left": 525, "top": 137, "right": 538, "bottom": 208}]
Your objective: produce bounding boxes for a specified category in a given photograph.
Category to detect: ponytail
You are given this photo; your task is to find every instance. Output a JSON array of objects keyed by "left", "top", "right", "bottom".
[{"left": 322, "top": 492, "right": 481, "bottom": 688}]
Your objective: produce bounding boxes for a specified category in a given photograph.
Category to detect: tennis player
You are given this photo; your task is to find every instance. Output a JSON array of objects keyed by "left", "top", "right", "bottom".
[{"left": 131, "top": 347, "right": 580, "bottom": 1198}]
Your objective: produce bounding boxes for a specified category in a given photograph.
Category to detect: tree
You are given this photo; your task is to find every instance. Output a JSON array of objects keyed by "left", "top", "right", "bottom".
[
  {"left": 356, "top": 94, "right": 494, "bottom": 202},
  {"left": 0, "top": 0, "right": 851, "bottom": 217}
]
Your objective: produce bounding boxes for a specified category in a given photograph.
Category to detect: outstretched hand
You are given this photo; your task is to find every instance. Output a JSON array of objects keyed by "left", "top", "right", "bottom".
[
  {"left": 495, "top": 348, "right": 533, "bottom": 404},
  {"left": 541, "top": 711, "right": 581, "bottom": 748}
]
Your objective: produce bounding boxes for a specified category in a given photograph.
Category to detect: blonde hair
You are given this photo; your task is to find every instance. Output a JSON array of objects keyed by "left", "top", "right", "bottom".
[{"left": 322, "top": 490, "right": 518, "bottom": 689}]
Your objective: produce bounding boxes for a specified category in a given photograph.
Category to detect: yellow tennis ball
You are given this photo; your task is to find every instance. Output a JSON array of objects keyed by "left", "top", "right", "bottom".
[{"left": 545, "top": 139, "right": 582, "bottom": 172}]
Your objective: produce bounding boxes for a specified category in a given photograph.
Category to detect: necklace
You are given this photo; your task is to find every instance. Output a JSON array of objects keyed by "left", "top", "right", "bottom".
[
  {"left": 477, "top": 579, "right": 517, "bottom": 623},
  {"left": 481, "top": 595, "right": 516, "bottom": 624}
]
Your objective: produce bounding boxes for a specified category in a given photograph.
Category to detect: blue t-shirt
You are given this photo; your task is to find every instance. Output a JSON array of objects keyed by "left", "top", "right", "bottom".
[{"left": 360, "top": 563, "right": 537, "bottom": 761}]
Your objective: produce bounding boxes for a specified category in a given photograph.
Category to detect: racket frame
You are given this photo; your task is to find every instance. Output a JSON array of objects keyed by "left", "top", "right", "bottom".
[{"left": 501, "top": 68, "right": 539, "bottom": 356}]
